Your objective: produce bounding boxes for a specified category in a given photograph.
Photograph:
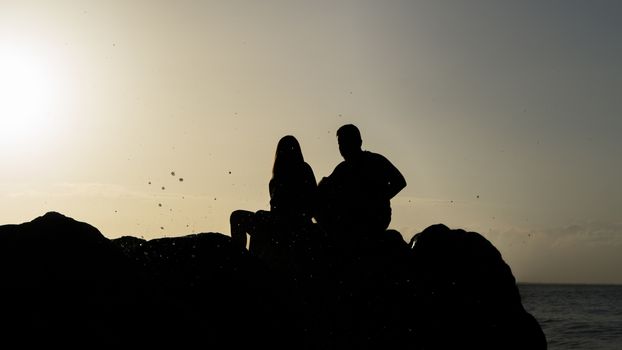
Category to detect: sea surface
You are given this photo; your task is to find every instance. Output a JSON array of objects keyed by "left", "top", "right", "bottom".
[{"left": 518, "top": 284, "right": 622, "bottom": 350}]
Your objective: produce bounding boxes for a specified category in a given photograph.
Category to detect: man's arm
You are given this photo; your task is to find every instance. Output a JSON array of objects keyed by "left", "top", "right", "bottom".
[
  {"left": 380, "top": 155, "right": 406, "bottom": 199},
  {"left": 387, "top": 169, "right": 406, "bottom": 199}
]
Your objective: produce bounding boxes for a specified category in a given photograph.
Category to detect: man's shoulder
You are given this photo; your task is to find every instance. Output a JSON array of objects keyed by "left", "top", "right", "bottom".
[
  {"left": 363, "top": 151, "right": 404, "bottom": 179},
  {"left": 363, "top": 151, "right": 391, "bottom": 165},
  {"left": 363, "top": 150, "right": 382, "bottom": 158}
]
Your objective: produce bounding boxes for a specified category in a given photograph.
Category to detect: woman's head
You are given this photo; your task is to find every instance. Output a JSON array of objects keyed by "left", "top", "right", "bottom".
[{"left": 273, "top": 135, "right": 304, "bottom": 177}]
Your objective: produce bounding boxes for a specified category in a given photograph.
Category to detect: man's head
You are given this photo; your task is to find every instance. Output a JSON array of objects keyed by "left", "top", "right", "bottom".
[{"left": 337, "top": 124, "right": 362, "bottom": 161}]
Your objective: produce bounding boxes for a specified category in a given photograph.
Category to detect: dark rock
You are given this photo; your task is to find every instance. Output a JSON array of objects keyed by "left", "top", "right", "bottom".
[
  {"left": 0, "top": 213, "right": 293, "bottom": 348},
  {"left": 0, "top": 213, "right": 546, "bottom": 349},
  {"left": 409, "top": 224, "right": 547, "bottom": 350},
  {"left": 112, "top": 232, "right": 297, "bottom": 348},
  {"left": 0, "top": 212, "right": 141, "bottom": 347}
]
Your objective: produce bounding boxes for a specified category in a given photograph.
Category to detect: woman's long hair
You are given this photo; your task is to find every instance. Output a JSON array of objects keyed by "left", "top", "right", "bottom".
[{"left": 272, "top": 135, "right": 304, "bottom": 179}]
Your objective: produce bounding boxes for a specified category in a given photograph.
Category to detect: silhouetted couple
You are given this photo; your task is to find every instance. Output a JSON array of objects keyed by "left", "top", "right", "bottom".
[{"left": 230, "top": 124, "right": 406, "bottom": 257}]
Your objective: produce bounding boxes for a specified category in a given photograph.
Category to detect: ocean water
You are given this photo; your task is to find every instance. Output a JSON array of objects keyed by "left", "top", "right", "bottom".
[{"left": 518, "top": 284, "right": 622, "bottom": 350}]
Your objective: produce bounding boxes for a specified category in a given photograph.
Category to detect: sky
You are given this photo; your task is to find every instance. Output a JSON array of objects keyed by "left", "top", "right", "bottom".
[{"left": 1, "top": 0, "right": 621, "bottom": 284}]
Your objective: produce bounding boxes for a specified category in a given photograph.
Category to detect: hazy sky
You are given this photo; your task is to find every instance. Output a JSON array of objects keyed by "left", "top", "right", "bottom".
[{"left": 1, "top": 1, "right": 621, "bottom": 284}]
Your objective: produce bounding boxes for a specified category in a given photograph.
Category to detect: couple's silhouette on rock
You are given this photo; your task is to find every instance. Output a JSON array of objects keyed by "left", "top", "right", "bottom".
[{"left": 230, "top": 124, "right": 406, "bottom": 266}]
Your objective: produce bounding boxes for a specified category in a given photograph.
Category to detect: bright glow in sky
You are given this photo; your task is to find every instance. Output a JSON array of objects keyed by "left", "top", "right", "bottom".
[
  {"left": 0, "top": 46, "right": 60, "bottom": 149},
  {"left": 1, "top": 1, "right": 621, "bottom": 284}
]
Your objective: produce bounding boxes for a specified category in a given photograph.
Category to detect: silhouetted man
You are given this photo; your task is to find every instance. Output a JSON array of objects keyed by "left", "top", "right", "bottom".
[{"left": 317, "top": 124, "right": 406, "bottom": 238}]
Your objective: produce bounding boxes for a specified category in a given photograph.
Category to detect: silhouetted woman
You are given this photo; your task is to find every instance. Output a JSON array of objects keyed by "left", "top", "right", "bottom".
[{"left": 230, "top": 135, "right": 317, "bottom": 256}]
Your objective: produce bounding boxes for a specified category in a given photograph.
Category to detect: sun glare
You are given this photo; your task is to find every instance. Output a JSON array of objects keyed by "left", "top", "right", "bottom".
[{"left": 0, "top": 47, "right": 60, "bottom": 151}]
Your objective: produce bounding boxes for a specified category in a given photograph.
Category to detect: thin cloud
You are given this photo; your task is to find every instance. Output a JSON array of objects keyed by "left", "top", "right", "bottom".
[
  {"left": 543, "top": 222, "right": 622, "bottom": 247},
  {"left": 487, "top": 222, "right": 622, "bottom": 248},
  {"left": 395, "top": 196, "right": 469, "bottom": 205},
  {"left": 5, "top": 183, "right": 148, "bottom": 199},
  {"left": 5, "top": 182, "right": 220, "bottom": 201}
]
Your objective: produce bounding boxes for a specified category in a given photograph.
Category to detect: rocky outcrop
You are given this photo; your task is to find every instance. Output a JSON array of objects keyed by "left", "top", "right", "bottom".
[
  {"left": 0, "top": 212, "right": 139, "bottom": 347},
  {"left": 409, "top": 224, "right": 547, "bottom": 349},
  {"left": 0, "top": 212, "right": 546, "bottom": 349}
]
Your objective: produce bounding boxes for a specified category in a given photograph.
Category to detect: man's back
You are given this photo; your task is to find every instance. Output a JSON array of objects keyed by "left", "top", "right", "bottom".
[{"left": 318, "top": 150, "right": 406, "bottom": 235}]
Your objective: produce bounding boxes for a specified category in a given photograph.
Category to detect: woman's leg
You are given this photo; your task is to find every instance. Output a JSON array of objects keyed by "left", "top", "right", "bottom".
[
  {"left": 248, "top": 210, "right": 273, "bottom": 255},
  {"left": 230, "top": 210, "right": 255, "bottom": 249}
]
